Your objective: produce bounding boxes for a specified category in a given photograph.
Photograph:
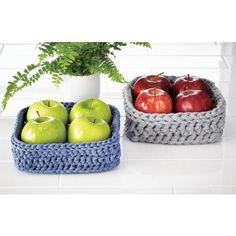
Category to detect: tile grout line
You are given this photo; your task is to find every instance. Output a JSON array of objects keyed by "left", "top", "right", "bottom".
[
  {"left": 0, "top": 66, "right": 227, "bottom": 70},
  {"left": 172, "top": 187, "right": 213, "bottom": 194},
  {"left": 0, "top": 186, "right": 60, "bottom": 190},
  {"left": 210, "top": 185, "right": 236, "bottom": 188},
  {"left": 221, "top": 55, "right": 231, "bottom": 69},
  {"left": 171, "top": 187, "right": 175, "bottom": 194},
  {"left": 1, "top": 43, "right": 36, "bottom": 46},
  {"left": 117, "top": 54, "right": 227, "bottom": 57},
  {"left": 58, "top": 174, "right": 62, "bottom": 188},
  {"left": 0, "top": 44, "right": 5, "bottom": 56}
]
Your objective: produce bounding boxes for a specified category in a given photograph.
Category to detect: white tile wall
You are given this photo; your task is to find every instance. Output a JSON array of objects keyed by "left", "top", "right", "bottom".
[
  {"left": 0, "top": 54, "right": 38, "bottom": 69},
  {"left": 0, "top": 43, "right": 236, "bottom": 194},
  {"left": 1, "top": 44, "right": 39, "bottom": 56},
  {"left": 0, "top": 42, "right": 233, "bottom": 116},
  {"left": 113, "top": 55, "right": 226, "bottom": 68},
  {"left": 211, "top": 186, "right": 236, "bottom": 194},
  {"left": 0, "top": 44, "right": 4, "bottom": 54},
  {"left": 0, "top": 117, "right": 15, "bottom": 137},
  {"left": 147, "top": 43, "right": 223, "bottom": 56},
  {"left": 0, "top": 139, "right": 12, "bottom": 161}
]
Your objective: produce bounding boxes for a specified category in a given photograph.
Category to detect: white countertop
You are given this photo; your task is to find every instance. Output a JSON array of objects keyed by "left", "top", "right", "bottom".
[
  {"left": 1, "top": 113, "right": 236, "bottom": 194},
  {"left": 0, "top": 43, "right": 236, "bottom": 194}
]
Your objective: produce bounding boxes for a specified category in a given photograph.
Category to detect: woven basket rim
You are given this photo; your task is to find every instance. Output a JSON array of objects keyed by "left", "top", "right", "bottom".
[
  {"left": 123, "top": 75, "right": 226, "bottom": 121},
  {"left": 12, "top": 103, "right": 120, "bottom": 148}
]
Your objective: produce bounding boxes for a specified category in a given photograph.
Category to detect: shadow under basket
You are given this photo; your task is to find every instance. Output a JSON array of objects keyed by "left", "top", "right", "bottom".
[
  {"left": 123, "top": 76, "right": 226, "bottom": 145},
  {"left": 11, "top": 103, "right": 121, "bottom": 174}
]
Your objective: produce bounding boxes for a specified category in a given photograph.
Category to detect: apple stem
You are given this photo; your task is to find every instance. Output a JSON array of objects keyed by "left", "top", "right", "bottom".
[
  {"left": 89, "top": 99, "right": 94, "bottom": 109},
  {"left": 48, "top": 100, "right": 50, "bottom": 107},
  {"left": 187, "top": 74, "right": 190, "bottom": 79},
  {"left": 157, "top": 72, "right": 164, "bottom": 77},
  {"left": 36, "top": 110, "right": 40, "bottom": 118},
  {"left": 154, "top": 88, "right": 157, "bottom": 96}
]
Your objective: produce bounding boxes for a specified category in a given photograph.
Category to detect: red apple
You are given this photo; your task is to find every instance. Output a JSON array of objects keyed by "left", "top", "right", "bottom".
[
  {"left": 134, "top": 88, "right": 173, "bottom": 114},
  {"left": 175, "top": 90, "right": 213, "bottom": 113},
  {"left": 132, "top": 72, "right": 171, "bottom": 98},
  {"left": 173, "top": 74, "right": 208, "bottom": 97}
]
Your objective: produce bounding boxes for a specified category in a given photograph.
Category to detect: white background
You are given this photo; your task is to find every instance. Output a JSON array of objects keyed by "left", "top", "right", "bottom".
[
  {"left": 1, "top": 0, "right": 236, "bottom": 236},
  {"left": 1, "top": 42, "right": 236, "bottom": 195}
]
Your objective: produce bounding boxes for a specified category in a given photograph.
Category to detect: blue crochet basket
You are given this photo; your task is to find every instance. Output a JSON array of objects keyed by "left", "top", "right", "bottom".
[{"left": 11, "top": 103, "right": 121, "bottom": 174}]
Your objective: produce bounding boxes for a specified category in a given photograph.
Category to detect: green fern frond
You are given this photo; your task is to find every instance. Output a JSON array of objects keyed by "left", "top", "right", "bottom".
[
  {"left": 1, "top": 64, "right": 43, "bottom": 110},
  {"left": 52, "top": 74, "right": 63, "bottom": 86},
  {"left": 130, "top": 42, "right": 151, "bottom": 48},
  {"left": 99, "top": 56, "right": 128, "bottom": 83},
  {"left": 1, "top": 42, "right": 151, "bottom": 110}
]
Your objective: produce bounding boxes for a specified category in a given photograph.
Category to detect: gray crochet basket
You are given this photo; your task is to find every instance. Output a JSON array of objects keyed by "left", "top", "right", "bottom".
[
  {"left": 123, "top": 76, "right": 226, "bottom": 145},
  {"left": 11, "top": 103, "right": 121, "bottom": 174}
]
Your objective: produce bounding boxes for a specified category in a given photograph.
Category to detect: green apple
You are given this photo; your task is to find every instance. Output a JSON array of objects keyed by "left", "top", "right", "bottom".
[
  {"left": 21, "top": 117, "right": 66, "bottom": 144},
  {"left": 68, "top": 116, "right": 111, "bottom": 143},
  {"left": 27, "top": 99, "right": 68, "bottom": 125},
  {"left": 69, "top": 98, "right": 112, "bottom": 124}
]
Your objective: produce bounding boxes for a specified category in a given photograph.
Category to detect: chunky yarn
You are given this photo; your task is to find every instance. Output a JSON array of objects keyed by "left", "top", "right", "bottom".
[
  {"left": 123, "top": 76, "right": 226, "bottom": 145},
  {"left": 11, "top": 103, "right": 121, "bottom": 174}
]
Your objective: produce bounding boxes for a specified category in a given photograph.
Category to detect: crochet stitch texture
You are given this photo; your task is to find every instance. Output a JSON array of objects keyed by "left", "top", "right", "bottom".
[
  {"left": 123, "top": 76, "right": 226, "bottom": 145},
  {"left": 11, "top": 103, "right": 121, "bottom": 174}
]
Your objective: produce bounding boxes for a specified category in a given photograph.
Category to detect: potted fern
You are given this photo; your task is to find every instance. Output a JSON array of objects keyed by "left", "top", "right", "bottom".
[{"left": 1, "top": 42, "right": 151, "bottom": 109}]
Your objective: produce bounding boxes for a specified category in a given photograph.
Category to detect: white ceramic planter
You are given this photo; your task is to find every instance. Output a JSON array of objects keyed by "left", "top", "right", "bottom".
[{"left": 58, "top": 73, "right": 100, "bottom": 102}]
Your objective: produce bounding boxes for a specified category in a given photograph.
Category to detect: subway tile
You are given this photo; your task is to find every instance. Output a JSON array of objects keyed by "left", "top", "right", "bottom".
[
  {"left": 1, "top": 44, "right": 39, "bottom": 56},
  {"left": 211, "top": 186, "right": 236, "bottom": 194},
  {"left": 0, "top": 69, "right": 232, "bottom": 102},
  {"left": 220, "top": 43, "right": 236, "bottom": 56},
  {"left": 0, "top": 45, "right": 3, "bottom": 55},
  {"left": 117, "top": 67, "right": 153, "bottom": 81},
  {"left": 0, "top": 69, "right": 19, "bottom": 83},
  {"left": 0, "top": 54, "right": 38, "bottom": 69},
  {"left": 0, "top": 79, "right": 59, "bottom": 100},
  {"left": 0, "top": 138, "right": 12, "bottom": 161},
  {"left": 0, "top": 162, "right": 59, "bottom": 187},
  {"left": 114, "top": 44, "right": 148, "bottom": 56},
  {"left": 225, "top": 98, "right": 236, "bottom": 116},
  {"left": 0, "top": 118, "right": 15, "bottom": 138},
  {"left": 100, "top": 74, "right": 126, "bottom": 94},
  {"left": 151, "top": 68, "right": 232, "bottom": 82},
  {"left": 215, "top": 81, "right": 236, "bottom": 98},
  {"left": 0, "top": 69, "right": 53, "bottom": 83},
  {"left": 114, "top": 55, "right": 226, "bottom": 69},
  {"left": 221, "top": 137, "right": 236, "bottom": 160},
  {"left": 147, "top": 43, "right": 224, "bottom": 56},
  {"left": 223, "top": 115, "right": 236, "bottom": 138},
  {"left": 223, "top": 55, "right": 236, "bottom": 68}
]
